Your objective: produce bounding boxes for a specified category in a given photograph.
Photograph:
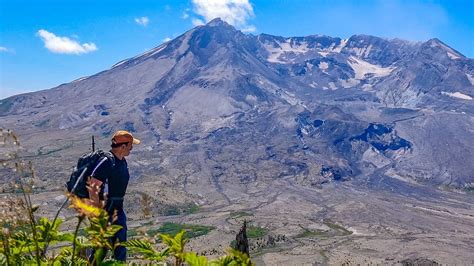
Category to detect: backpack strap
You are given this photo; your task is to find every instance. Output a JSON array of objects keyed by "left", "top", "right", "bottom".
[
  {"left": 92, "top": 151, "right": 116, "bottom": 189},
  {"left": 91, "top": 156, "right": 109, "bottom": 178},
  {"left": 89, "top": 150, "right": 115, "bottom": 178},
  {"left": 104, "top": 151, "right": 116, "bottom": 168}
]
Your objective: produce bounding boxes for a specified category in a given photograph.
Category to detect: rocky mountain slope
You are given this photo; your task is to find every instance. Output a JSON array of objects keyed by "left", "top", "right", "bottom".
[{"left": 1, "top": 18, "right": 473, "bottom": 195}]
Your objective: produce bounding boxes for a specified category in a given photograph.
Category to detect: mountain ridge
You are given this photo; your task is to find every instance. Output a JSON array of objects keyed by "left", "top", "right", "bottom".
[
  {"left": 1, "top": 18, "right": 473, "bottom": 191},
  {"left": 2, "top": 19, "right": 470, "bottom": 101}
]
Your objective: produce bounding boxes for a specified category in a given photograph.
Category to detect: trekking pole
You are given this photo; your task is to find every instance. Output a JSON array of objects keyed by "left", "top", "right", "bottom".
[
  {"left": 43, "top": 166, "right": 89, "bottom": 256},
  {"left": 56, "top": 166, "right": 89, "bottom": 216},
  {"left": 45, "top": 136, "right": 95, "bottom": 255},
  {"left": 92, "top": 135, "right": 95, "bottom": 152}
]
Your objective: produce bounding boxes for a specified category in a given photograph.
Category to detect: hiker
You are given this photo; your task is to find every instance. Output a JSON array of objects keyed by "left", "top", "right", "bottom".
[{"left": 87, "top": 130, "right": 140, "bottom": 262}]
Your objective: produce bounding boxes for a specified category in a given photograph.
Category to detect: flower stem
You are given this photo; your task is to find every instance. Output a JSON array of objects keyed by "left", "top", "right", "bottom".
[{"left": 71, "top": 215, "right": 85, "bottom": 266}]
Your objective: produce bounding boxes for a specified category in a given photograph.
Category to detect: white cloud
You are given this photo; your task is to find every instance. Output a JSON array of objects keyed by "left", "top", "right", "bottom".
[
  {"left": 192, "top": 18, "right": 205, "bottom": 26},
  {"left": 0, "top": 46, "right": 15, "bottom": 54},
  {"left": 192, "top": 0, "right": 254, "bottom": 27},
  {"left": 135, "top": 16, "right": 150, "bottom": 27},
  {"left": 182, "top": 11, "right": 189, "bottom": 19},
  {"left": 241, "top": 25, "right": 256, "bottom": 33},
  {"left": 163, "top": 37, "right": 172, "bottom": 42},
  {"left": 37, "top": 29, "right": 97, "bottom": 55}
]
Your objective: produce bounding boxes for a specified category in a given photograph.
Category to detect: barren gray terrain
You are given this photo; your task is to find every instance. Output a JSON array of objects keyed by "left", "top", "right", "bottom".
[{"left": 1, "top": 18, "right": 473, "bottom": 264}]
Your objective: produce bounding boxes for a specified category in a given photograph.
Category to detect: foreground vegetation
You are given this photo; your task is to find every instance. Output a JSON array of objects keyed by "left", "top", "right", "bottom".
[
  {"left": 0, "top": 129, "right": 253, "bottom": 265},
  {"left": 0, "top": 195, "right": 253, "bottom": 265}
]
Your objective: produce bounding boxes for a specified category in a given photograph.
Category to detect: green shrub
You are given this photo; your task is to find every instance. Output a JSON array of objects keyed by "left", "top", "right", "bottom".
[
  {"left": 246, "top": 226, "right": 267, "bottom": 239},
  {"left": 323, "top": 220, "right": 352, "bottom": 235},
  {"left": 229, "top": 211, "right": 253, "bottom": 218},
  {"left": 164, "top": 206, "right": 181, "bottom": 216},
  {"left": 295, "top": 227, "right": 326, "bottom": 238},
  {"left": 185, "top": 203, "right": 200, "bottom": 214},
  {"left": 147, "top": 222, "right": 215, "bottom": 239}
]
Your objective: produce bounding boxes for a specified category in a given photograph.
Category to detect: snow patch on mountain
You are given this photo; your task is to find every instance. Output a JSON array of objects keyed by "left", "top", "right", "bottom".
[
  {"left": 347, "top": 56, "right": 394, "bottom": 79},
  {"left": 332, "top": 39, "right": 347, "bottom": 53},
  {"left": 340, "top": 78, "right": 360, "bottom": 88},
  {"left": 71, "top": 76, "right": 89, "bottom": 83},
  {"left": 265, "top": 46, "right": 285, "bottom": 63},
  {"left": 318, "top": 61, "right": 329, "bottom": 72},
  {"left": 466, "top": 73, "right": 474, "bottom": 85},
  {"left": 148, "top": 44, "right": 168, "bottom": 57},
  {"left": 362, "top": 84, "right": 372, "bottom": 91},
  {"left": 348, "top": 44, "right": 373, "bottom": 57},
  {"left": 265, "top": 40, "right": 310, "bottom": 63},
  {"left": 441, "top": 91, "right": 473, "bottom": 100},
  {"left": 137, "top": 43, "right": 169, "bottom": 58},
  {"left": 447, "top": 51, "right": 461, "bottom": 60},
  {"left": 111, "top": 60, "right": 128, "bottom": 68},
  {"left": 111, "top": 43, "right": 169, "bottom": 68},
  {"left": 429, "top": 40, "right": 463, "bottom": 60}
]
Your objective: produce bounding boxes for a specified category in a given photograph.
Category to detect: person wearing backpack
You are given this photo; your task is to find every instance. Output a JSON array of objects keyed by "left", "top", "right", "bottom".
[{"left": 86, "top": 130, "right": 141, "bottom": 262}]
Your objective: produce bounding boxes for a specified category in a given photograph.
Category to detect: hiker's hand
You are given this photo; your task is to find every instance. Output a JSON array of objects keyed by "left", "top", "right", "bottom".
[
  {"left": 83, "top": 198, "right": 103, "bottom": 209},
  {"left": 87, "top": 177, "right": 102, "bottom": 208}
]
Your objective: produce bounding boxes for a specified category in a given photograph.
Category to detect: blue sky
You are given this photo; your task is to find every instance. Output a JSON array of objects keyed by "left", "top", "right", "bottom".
[{"left": 1, "top": 0, "right": 473, "bottom": 99}]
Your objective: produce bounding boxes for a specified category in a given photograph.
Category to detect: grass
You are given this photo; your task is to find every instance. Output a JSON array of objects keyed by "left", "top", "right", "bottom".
[
  {"left": 323, "top": 220, "right": 352, "bottom": 236},
  {"left": 246, "top": 226, "right": 267, "bottom": 239},
  {"left": 163, "top": 206, "right": 181, "bottom": 216},
  {"left": 141, "top": 220, "right": 154, "bottom": 226},
  {"left": 295, "top": 226, "right": 327, "bottom": 238},
  {"left": 127, "top": 228, "right": 139, "bottom": 238},
  {"left": 147, "top": 222, "right": 215, "bottom": 239},
  {"left": 162, "top": 203, "right": 200, "bottom": 216},
  {"left": 185, "top": 203, "right": 200, "bottom": 214},
  {"left": 229, "top": 211, "right": 253, "bottom": 218},
  {"left": 229, "top": 239, "right": 237, "bottom": 249},
  {"left": 37, "top": 142, "right": 73, "bottom": 156}
]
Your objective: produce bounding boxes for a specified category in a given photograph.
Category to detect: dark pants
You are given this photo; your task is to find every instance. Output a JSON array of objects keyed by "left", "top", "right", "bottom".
[
  {"left": 109, "top": 207, "right": 127, "bottom": 261},
  {"left": 88, "top": 207, "right": 127, "bottom": 262}
]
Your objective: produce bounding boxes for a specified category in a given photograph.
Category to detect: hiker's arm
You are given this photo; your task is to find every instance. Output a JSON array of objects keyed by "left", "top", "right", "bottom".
[
  {"left": 87, "top": 157, "right": 110, "bottom": 207},
  {"left": 87, "top": 177, "right": 103, "bottom": 207}
]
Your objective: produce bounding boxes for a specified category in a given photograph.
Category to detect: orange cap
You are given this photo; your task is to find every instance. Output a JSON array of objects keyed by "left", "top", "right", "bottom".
[{"left": 112, "top": 130, "right": 141, "bottom": 145}]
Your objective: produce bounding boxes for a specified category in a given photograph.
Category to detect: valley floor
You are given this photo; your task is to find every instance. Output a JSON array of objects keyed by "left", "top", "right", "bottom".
[{"left": 28, "top": 175, "right": 474, "bottom": 265}]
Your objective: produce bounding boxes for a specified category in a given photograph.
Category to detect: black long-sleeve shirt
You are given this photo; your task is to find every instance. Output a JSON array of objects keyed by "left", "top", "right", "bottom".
[{"left": 92, "top": 152, "right": 130, "bottom": 209}]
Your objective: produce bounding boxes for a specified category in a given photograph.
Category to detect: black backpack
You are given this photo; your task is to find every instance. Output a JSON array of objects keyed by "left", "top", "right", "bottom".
[{"left": 66, "top": 150, "right": 115, "bottom": 198}]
